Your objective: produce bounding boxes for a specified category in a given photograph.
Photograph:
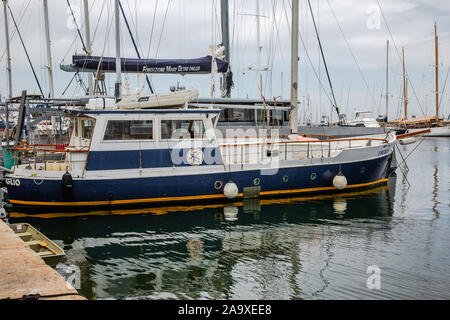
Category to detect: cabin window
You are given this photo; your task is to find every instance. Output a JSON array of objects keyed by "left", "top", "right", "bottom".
[
  {"left": 74, "top": 119, "right": 79, "bottom": 137},
  {"left": 160, "top": 120, "right": 205, "bottom": 139},
  {"left": 103, "top": 120, "right": 153, "bottom": 140},
  {"left": 73, "top": 118, "right": 94, "bottom": 139},
  {"left": 269, "top": 110, "right": 284, "bottom": 126},
  {"left": 81, "top": 119, "right": 95, "bottom": 139},
  {"left": 219, "top": 109, "right": 255, "bottom": 123}
]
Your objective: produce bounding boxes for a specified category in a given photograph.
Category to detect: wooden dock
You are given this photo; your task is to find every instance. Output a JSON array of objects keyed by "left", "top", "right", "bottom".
[{"left": 0, "top": 220, "right": 85, "bottom": 300}]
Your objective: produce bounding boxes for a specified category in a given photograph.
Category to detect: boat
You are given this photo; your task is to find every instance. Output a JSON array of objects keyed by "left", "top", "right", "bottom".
[
  {"left": 386, "top": 23, "right": 449, "bottom": 138},
  {"left": 346, "top": 111, "right": 381, "bottom": 128},
  {"left": 2, "top": 0, "right": 399, "bottom": 210},
  {"left": 407, "top": 125, "right": 450, "bottom": 137},
  {"left": 8, "top": 223, "right": 65, "bottom": 267},
  {"left": 3, "top": 104, "right": 397, "bottom": 209},
  {"left": 117, "top": 88, "right": 199, "bottom": 109},
  {"left": 396, "top": 128, "right": 430, "bottom": 145},
  {"left": 191, "top": 98, "right": 386, "bottom": 138},
  {"left": 398, "top": 135, "right": 419, "bottom": 145}
]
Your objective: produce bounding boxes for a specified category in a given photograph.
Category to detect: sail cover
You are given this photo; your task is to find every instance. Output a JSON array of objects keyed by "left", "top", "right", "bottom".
[{"left": 60, "top": 55, "right": 229, "bottom": 74}]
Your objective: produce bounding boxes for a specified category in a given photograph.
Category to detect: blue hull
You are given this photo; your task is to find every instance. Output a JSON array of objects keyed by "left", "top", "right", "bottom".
[{"left": 7, "top": 154, "right": 392, "bottom": 208}]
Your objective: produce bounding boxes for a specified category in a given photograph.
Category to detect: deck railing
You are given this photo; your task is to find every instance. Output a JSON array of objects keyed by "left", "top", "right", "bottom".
[{"left": 219, "top": 136, "right": 389, "bottom": 165}]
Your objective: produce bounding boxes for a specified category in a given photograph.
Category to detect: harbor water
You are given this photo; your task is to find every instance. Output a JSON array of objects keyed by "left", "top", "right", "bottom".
[{"left": 7, "top": 138, "right": 449, "bottom": 300}]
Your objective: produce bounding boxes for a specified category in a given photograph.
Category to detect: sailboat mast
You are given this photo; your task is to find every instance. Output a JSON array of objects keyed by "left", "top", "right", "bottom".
[
  {"left": 402, "top": 47, "right": 407, "bottom": 120},
  {"left": 42, "top": 0, "right": 54, "bottom": 98},
  {"left": 114, "top": 0, "right": 122, "bottom": 101},
  {"left": 256, "top": 0, "right": 262, "bottom": 98},
  {"left": 434, "top": 22, "right": 439, "bottom": 122},
  {"left": 83, "top": 0, "right": 93, "bottom": 95},
  {"left": 2, "top": 0, "right": 12, "bottom": 98},
  {"left": 289, "top": 0, "right": 299, "bottom": 134},
  {"left": 385, "top": 40, "right": 389, "bottom": 120},
  {"left": 220, "top": 0, "right": 230, "bottom": 98}
]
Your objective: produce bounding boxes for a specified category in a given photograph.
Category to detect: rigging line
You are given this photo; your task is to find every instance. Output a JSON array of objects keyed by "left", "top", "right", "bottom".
[
  {"left": 272, "top": 1, "right": 285, "bottom": 95},
  {"left": 38, "top": 0, "right": 47, "bottom": 92},
  {"left": 61, "top": 71, "right": 79, "bottom": 96},
  {"left": 146, "top": 0, "right": 159, "bottom": 58},
  {"left": 154, "top": 0, "right": 172, "bottom": 60},
  {"left": 213, "top": 0, "right": 222, "bottom": 41},
  {"left": 66, "top": 0, "right": 88, "bottom": 54},
  {"left": 317, "top": 0, "right": 322, "bottom": 121},
  {"left": 284, "top": 1, "right": 334, "bottom": 109},
  {"left": 230, "top": 0, "right": 236, "bottom": 58},
  {"left": 297, "top": 28, "right": 335, "bottom": 108},
  {"left": 270, "top": 0, "right": 286, "bottom": 67},
  {"left": 62, "top": 0, "right": 99, "bottom": 64},
  {"left": 91, "top": 0, "right": 106, "bottom": 44},
  {"left": 62, "top": 0, "right": 98, "bottom": 64},
  {"left": 306, "top": 0, "right": 340, "bottom": 117},
  {"left": 95, "top": 3, "right": 115, "bottom": 77},
  {"left": 397, "top": 136, "right": 425, "bottom": 168},
  {"left": 267, "top": 0, "right": 280, "bottom": 96},
  {"left": 0, "top": 0, "right": 32, "bottom": 63},
  {"left": 375, "top": 0, "right": 426, "bottom": 117},
  {"left": 118, "top": 0, "right": 154, "bottom": 94},
  {"left": 7, "top": 4, "right": 44, "bottom": 96},
  {"left": 438, "top": 66, "right": 450, "bottom": 112},
  {"left": 325, "top": 0, "right": 377, "bottom": 109},
  {"left": 124, "top": 0, "right": 145, "bottom": 56}
]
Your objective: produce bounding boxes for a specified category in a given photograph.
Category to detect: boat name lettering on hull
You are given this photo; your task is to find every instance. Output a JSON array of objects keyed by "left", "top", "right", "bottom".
[{"left": 5, "top": 178, "right": 20, "bottom": 187}]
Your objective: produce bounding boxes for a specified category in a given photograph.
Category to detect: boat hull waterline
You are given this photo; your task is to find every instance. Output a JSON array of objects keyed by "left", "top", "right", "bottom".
[{"left": 6, "top": 154, "right": 392, "bottom": 208}]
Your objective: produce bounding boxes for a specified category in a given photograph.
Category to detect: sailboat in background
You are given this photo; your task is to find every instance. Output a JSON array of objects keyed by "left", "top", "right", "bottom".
[{"left": 387, "top": 23, "right": 450, "bottom": 137}]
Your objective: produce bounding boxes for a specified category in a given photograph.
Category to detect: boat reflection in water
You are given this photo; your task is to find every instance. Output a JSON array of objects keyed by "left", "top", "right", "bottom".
[{"left": 9, "top": 177, "right": 397, "bottom": 300}]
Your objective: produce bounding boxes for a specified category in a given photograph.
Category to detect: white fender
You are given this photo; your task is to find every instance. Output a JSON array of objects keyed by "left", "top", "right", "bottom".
[
  {"left": 333, "top": 173, "right": 347, "bottom": 190},
  {"left": 223, "top": 182, "right": 238, "bottom": 199}
]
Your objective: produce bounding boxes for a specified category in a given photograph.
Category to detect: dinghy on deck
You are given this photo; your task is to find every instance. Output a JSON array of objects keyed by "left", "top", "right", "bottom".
[{"left": 117, "top": 88, "right": 199, "bottom": 109}]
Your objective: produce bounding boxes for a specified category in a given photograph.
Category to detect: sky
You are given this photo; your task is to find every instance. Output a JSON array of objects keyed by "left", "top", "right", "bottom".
[{"left": 1, "top": 0, "right": 449, "bottom": 123}]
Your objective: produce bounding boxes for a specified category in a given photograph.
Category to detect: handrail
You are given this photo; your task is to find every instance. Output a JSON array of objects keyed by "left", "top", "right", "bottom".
[
  {"left": 220, "top": 137, "right": 388, "bottom": 148},
  {"left": 9, "top": 144, "right": 88, "bottom": 153},
  {"left": 396, "top": 129, "right": 430, "bottom": 139},
  {"left": 219, "top": 133, "right": 338, "bottom": 140}
]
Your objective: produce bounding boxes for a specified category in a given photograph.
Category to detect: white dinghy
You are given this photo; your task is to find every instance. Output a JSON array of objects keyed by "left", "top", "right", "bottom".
[{"left": 117, "top": 88, "right": 199, "bottom": 109}]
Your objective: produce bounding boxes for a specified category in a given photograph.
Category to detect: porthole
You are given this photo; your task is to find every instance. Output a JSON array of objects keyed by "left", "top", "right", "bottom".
[
  {"left": 283, "top": 175, "right": 289, "bottom": 182},
  {"left": 214, "top": 180, "right": 223, "bottom": 190},
  {"left": 310, "top": 173, "right": 317, "bottom": 180},
  {"left": 360, "top": 167, "right": 366, "bottom": 174},
  {"left": 253, "top": 178, "right": 261, "bottom": 186}
]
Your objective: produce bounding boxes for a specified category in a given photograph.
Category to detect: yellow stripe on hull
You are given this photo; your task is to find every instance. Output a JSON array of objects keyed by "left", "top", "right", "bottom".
[{"left": 9, "top": 178, "right": 388, "bottom": 207}]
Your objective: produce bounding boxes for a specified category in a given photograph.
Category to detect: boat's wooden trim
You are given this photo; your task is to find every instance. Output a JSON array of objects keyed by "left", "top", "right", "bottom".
[{"left": 396, "top": 129, "right": 430, "bottom": 139}]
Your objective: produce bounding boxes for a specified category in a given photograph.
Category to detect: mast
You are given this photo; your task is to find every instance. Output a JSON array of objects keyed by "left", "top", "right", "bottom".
[
  {"left": 385, "top": 40, "right": 389, "bottom": 120},
  {"left": 2, "top": 0, "right": 12, "bottom": 98},
  {"left": 220, "top": 0, "right": 230, "bottom": 97},
  {"left": 114, "top": 0, "right": 122, "bottom": 101},
  {"left": 402, "top": 47, "right": 407, "bottom": 120},
  {"left": 83, "top": 0, "right": 93, "bottom": 95},
  {"left": 256, "top": 0, "right": 263, "bottom": 99},
  {"left": 289, "top": 0, "right": 299, "bottom": 134},
  {"left": 434, "top": 22, "right": 439, "bottom": 122},
  {"left": 42, "top": 0, "right": 54, "bottom": 97}
]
